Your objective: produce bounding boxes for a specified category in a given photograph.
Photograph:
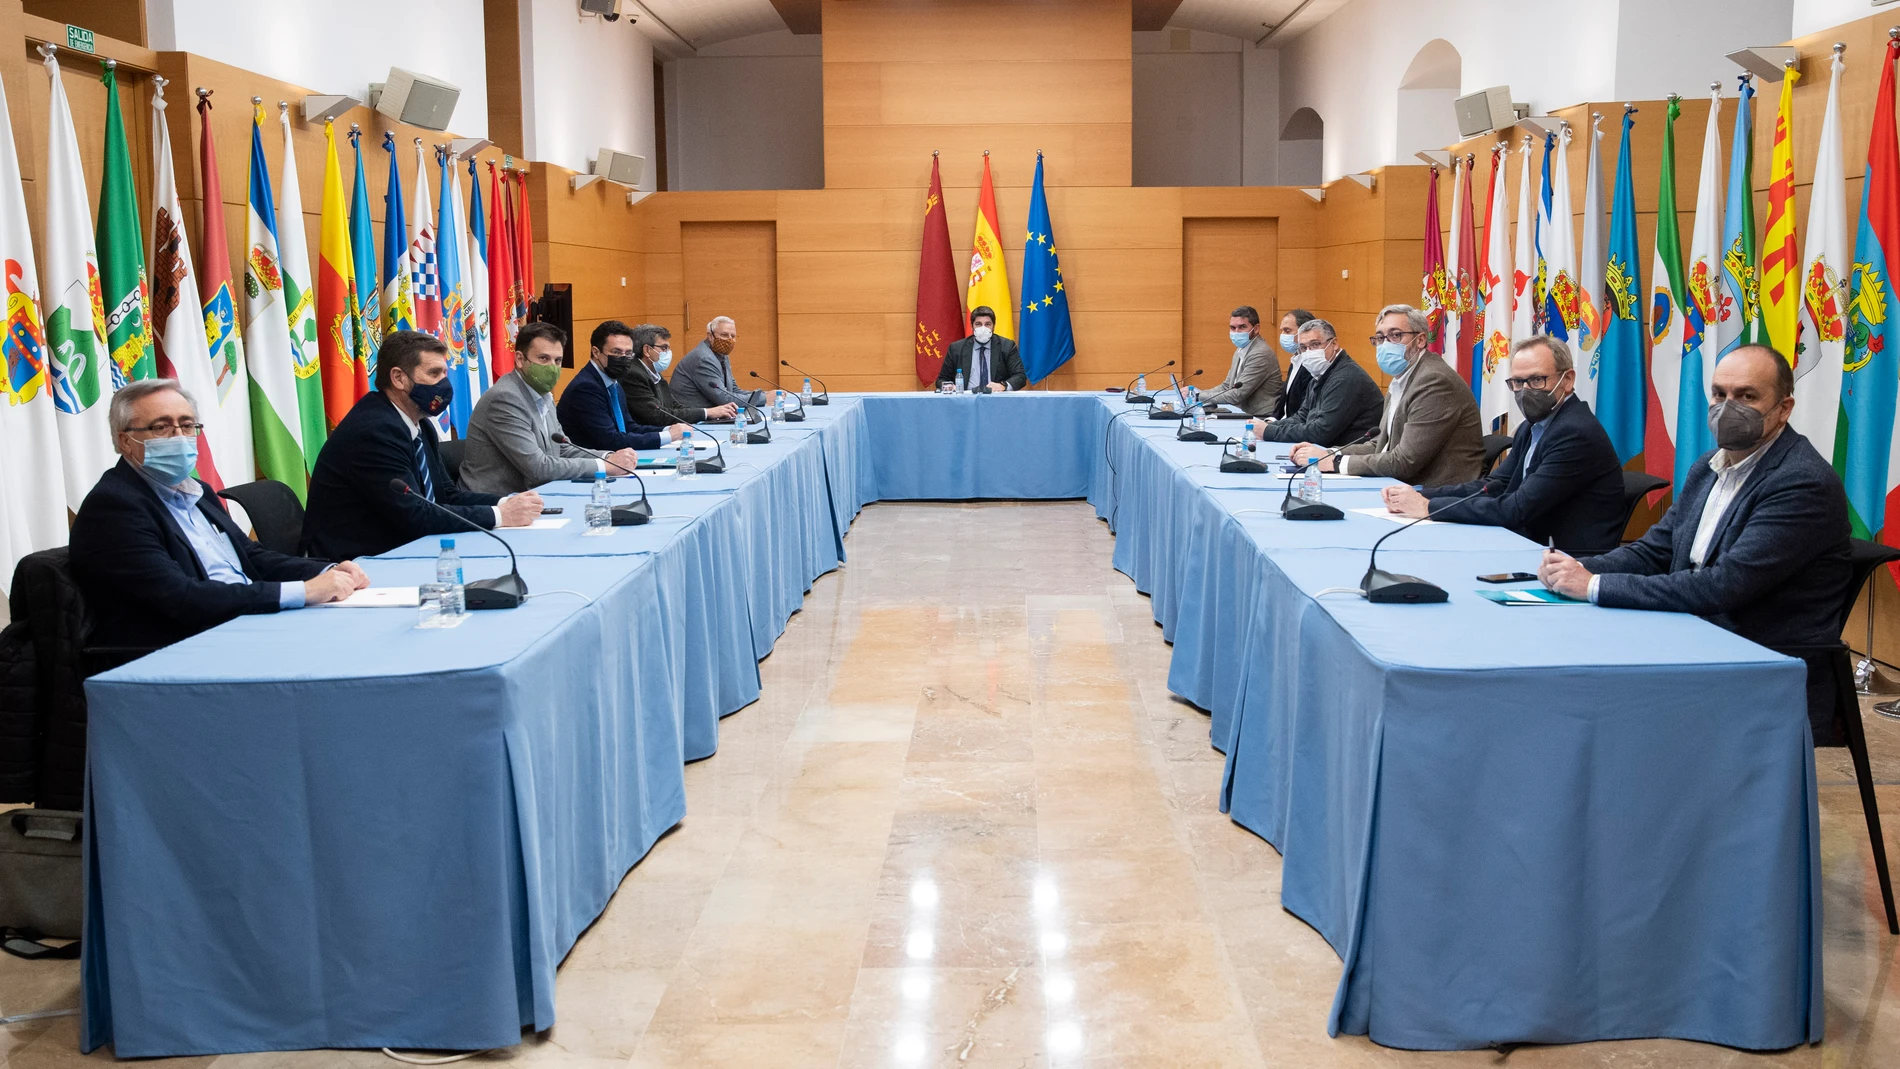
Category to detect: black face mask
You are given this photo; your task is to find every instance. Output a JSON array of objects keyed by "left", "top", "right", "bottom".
[
  {"left": 1516, "top": 386, "right": 1559, "bottom": 424},
  {"left": 605, "top": 354, "right": 638, "bottom": 380},
  {"left": 1709, "top": 399, "right": 1767, "bottom": 451},
  {"left": 407, "top": 377, "right": 454, "bottom": 417}
]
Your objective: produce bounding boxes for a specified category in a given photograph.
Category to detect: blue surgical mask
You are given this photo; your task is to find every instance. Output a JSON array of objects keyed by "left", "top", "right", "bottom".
[
  {"left": 140, "top": 435, "right": 198, "bottom": 485},
  {"left": 1230, "top": 331, "right": 1252, "bottom": 348},
  {"left": 1279, "top": 333, "right": 1298, "bottom": 355},
  {"left": 652, "top": 347, "right": 673, "bottom": 374},
  {"left": 1375, "top": 341, "right": 1412, "bottom": 376},
  {"left": 407, "top": 377, "right": 454, "bottom": 417}
]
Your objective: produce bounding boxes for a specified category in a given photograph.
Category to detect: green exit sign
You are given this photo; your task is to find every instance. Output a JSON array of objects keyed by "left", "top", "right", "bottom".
[{"left": 65, "top": 25, "right": 96, "bottom": 53}]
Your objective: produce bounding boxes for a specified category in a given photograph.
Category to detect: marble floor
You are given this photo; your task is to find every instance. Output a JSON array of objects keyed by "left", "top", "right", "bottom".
[{"left": 5, "top": 500, "right": 1900, "bottom": 1067}]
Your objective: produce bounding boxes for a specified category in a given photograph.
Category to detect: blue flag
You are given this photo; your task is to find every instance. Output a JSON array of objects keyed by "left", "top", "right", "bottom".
[
  {"left": 434, "top": 152, "right": 468, "bottom": 435},
  {"left": 349, "top": 130, "right": 381, "bottom": 378},
  {"left": 380, "top": 133, "right": 415, "bottom": 338},
  {"left": 1598, "top": 110, "right": 1646, "bottom": 462},
  {"left": 1018, "top": 154, "right": 1074, "bottom": 383},
  {"left": 1839, "top": 41, "right": 1900, "bottom": 539},
  {"left": 1534, "top": 133, "right": 1553, "bottom": 333}
]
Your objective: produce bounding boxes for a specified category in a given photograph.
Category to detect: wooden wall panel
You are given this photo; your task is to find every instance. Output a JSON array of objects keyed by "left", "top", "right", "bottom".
[
  {"left": 1183, "top": 219, "right": 1277, "bottom": 378},
  {"left": 824, "top": 60, "right": 1132, "bottom": 128},
  {"left": 682, "top": 221, "right": 778, "bottom": 388},
  {"left": 819, "top": 1, "right": 1131, "bottom": 65}
]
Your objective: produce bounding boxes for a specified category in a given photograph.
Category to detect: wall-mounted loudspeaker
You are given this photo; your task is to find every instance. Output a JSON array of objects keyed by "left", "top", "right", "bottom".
[
  {"left": 1453, "top": 86, "right": 1526, "bottom": 138},
  {"left": 372, "top": 67, "right": 461, "bottom": 131},
  {"left": 592, "top": 148, "right": 646, "bottom": 186}
]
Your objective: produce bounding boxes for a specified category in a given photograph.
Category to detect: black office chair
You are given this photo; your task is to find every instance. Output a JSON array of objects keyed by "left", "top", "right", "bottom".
[
  {"left": 1481, "top": 434, "right": 1513, "bottom": 475},
  {"left": 1770, "top": 537, "right": 1900, "bottom": 935},
  {"left": 217, "top": 479, "right": 305, "bottom": 556},
  {"left": 1617, "top": 471, "right": 1670, "bottom": 543},
  {"left": 438, "top": 439, "right": 467, "bottom": 488}
]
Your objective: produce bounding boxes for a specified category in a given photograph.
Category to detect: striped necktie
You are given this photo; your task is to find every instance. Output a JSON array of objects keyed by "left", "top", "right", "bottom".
[{"left": 411, "top": 432, "right": 435, "bottom": 500}]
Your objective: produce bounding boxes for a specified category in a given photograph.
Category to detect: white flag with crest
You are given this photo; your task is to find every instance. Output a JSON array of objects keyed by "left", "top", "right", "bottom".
[{"left": 1793, "top": 48, "right": 1849, "bottom": 453}]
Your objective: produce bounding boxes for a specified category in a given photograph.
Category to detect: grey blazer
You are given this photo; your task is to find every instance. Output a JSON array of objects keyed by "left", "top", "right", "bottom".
[
  {"left": 1336, "top": 352, "right": 1485, "bottom": 485},
  {"left": 1201, "top": 334, "right": 1284, "bottom": 416},
  {"left": 671, "top": 340, "right": 764, "bottom": 411},
  {"left": 459, "top": 369, "right": 600, "bottom": 495}
]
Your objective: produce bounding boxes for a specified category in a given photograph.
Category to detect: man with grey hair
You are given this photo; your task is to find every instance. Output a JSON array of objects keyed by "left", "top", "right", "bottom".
[
  {"left": 671, "top": 315, "right": 764, "bottom": 412},
  {"left": 1256, "top": 317, "right": 1383, "bottom": 446},
  {"left": 618, "top": 322, "right": 737, "bottom": 427},
  {"left": 1381, "top": 334, "right": 1626, "bottom": 553},
  {"left": 1290, "top": 303, "right": 1483, "bottom": 484},
  {"left": 69, "top": 378, "right": 367, "bottom": 650}
]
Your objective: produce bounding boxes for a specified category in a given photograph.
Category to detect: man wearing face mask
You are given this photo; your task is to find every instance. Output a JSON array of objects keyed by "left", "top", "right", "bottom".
[
  {"left": 554, "top": 320, "right": 693, "bottom": 453},
  {"left": 1255, "top": 317, "right": 1383, "bottom": 447},
  {"left": 1289, "top": 303, "right": 1484, "bottom": 484},
  {"left": 1541, "top": 344, "right": 1851, "bottom": 652},
  {"left": 304, "top": 330, "right": 544, "bottom": 561},
  {"left": 936, "top": 307, "right": 1027, "bottom": 392},
  {"left": 618, "top": 322, "right": 737, "bottom": 428},
  {"left": 1380, "top": 335, "right": 1625, "bottom": 553},
  {"left": 1200, "top": 306, "right": 1283, "bottom": 416},
  {"left": 671, "top": 316, "right": 766, "bottom": 411},
  {"left": 460, "top": 322, "right": 640, "bottom": 495},
  {"left": 69, "top": 379, "right": 369, "bottom": 651},
  {"left": 1271, "top": 309, "right": 1318, "bottom": 420}
]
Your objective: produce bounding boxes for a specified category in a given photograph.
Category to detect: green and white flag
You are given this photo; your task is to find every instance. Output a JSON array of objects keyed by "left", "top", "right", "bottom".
[
  {"left": 276, "top": 105, "right": 325, "bottom": 468},
  {"left": 40, "top": 48, "right": 114, "bottom": 507},
  {"left": 244, "top": 103, "right": 307, "bottom": 494},
  {"left": 97, "top": 60, "right": 152, "bottom": 386}
]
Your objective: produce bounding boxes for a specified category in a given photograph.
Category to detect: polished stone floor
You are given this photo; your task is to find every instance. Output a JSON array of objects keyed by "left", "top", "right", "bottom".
[{"left": 5, "top": 500, "right": 1900, "bottom": 1067}]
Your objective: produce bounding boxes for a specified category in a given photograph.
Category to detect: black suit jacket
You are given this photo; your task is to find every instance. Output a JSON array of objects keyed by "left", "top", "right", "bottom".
[
  {"left": 619, "top": 362, "right": 705, "bottom": 426},
  {"left": 1582, "top": 429, "right": 1852, "bottom": 648},
  {"left": 555, "top": 363, "right": 668, "bottom": 451},
  {"left": 936, "top": 335, "right": 1027, "bottom": 391},
  {"left": 1257, "top": 351, "right": 1384, "bottom": 447},
  {"left": 302, "top": 391, "right": 503, "bottom": 561},
  {"left": 70, "top": 460, "right": 330, "bottom": 649},
  {"left": 1421, "top": 395, "right": 1626, "bottom": 554},
  {"left": 1273, "top": 364, "right": 1311, "bottom": 419}
]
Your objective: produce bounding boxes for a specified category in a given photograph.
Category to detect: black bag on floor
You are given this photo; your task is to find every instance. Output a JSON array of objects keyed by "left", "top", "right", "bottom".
[{"left": 0, "top": 809, "right": 81, "bottom": 944}]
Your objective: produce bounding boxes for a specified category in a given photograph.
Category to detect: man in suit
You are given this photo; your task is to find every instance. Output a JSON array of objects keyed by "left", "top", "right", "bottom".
[
  {"left": 460, "top": 322, "right": 640, "bottom": 495},
  {"left": 935, "top": 307, "right": 1027, "bottom": 392},
  {"left": 1201, "top": 305, "right": 1283, "bottom": 416},
  {"left": 554, "top": 320, "right": 692, "bottom": 453},
  {"left": 1256, "top": 317, "right": 1384, "bottom": 447},
  {"left": 1291, "top": 304, "right": 1484, "bottom": 485},
  {"left": 1381, "top": 335, "right": 1625, "bottom": 554},
  {"left": 1541, "top": 344, "right": 1852, "bottom": 651},
  {"left": 304, "top": 330, "right": 544, "bottom": 561},
  {"left": 671, "top": 316, "right": 765, "bottom": 411},
  {"left": 619, "top": 322, "right": 737, "bottom": 427},
  {"left": 1271, "top": 309, "right": 1317, "bottom": 420},
  {"left": 69, "top": 379, "right": 368, "bottom": 650}
]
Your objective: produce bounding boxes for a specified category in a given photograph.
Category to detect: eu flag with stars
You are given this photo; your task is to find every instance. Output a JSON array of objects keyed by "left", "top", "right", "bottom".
[{"left": 1019, "top": 154, "right": 1074, "bottom": 383}]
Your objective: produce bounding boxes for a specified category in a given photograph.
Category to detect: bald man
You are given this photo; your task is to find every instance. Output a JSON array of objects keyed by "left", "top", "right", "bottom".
[{"left": 671, "top": 315, "right": 765, "bottom": 412}]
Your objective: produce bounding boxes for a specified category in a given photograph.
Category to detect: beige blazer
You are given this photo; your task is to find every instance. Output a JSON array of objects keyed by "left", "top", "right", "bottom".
[{"left": 1336, "top": 352, "right": 1485, "bottom": 485}]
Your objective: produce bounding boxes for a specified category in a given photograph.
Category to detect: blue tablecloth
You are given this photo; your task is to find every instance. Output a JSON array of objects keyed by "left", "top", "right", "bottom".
[{"left": 82, "top": 391, "right": 1820, "bottom": 1057}]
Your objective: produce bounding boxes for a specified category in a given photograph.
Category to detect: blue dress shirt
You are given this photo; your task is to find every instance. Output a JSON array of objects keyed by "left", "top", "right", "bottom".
[{"left": 135, "top": 466, "right": 305, "bottom": 610}]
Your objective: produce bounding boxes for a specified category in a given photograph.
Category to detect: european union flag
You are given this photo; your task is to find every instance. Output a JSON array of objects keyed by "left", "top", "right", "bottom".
[{"left": 1019, "top": 154, "right": 1074, "bottom": 383}]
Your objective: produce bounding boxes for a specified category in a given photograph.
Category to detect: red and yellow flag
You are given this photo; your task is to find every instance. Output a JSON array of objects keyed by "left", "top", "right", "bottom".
[
  {"left": 486, "top": 161, "right": 518, "bottom": 378},
  {"left": 915, "top": 153, "right": 962, "bottom": 383},
  {"left": 965, "top": 153, "right": 1014, "bottom": 339},
  {"left": 1760, "top": 67, "right": 1802, "bottom": 359},
  {"left": 511, "top": 170, "right": 536, "bottom": 320},
  {"left": 316, "top": 120, "right": 363, "bottom": 428}
]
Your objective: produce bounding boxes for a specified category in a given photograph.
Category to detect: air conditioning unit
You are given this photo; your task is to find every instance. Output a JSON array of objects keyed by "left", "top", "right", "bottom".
[
  {"left": 592, "top": 148, "right": 645, "bottom": 186},
  {"left": 1454, "top": 86, "right": 1526, "bottom": 138},
  {"left": 373, "top": 67, "right": 460, "bottom": 131}
]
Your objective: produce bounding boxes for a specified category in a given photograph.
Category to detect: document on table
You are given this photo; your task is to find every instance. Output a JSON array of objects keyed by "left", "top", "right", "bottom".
[
  {"left": 1349, "top": 507, "right": 1438, "bottom": 525},
  {"left": 1474, "top": 588, "right": 1587, "bottom": 606},
  {"left": 525, "top": 517, "right": 571, "bottom": 530},
  {"left": 314, "top": 586, "right": 420, "bottom": 608}
]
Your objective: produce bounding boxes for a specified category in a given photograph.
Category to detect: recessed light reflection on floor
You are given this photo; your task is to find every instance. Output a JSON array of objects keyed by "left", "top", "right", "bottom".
[
  {"left": 902, "top": 970, "right": 931, "bottom": 1001},
  {"left": 910, "top": 878, "right": 939, "bottom": 910},
  {"left": 1040, "top": 930, "right": 1068, "bottom": 958},
  {"left": 1047, "top": 1021, "right": 1084, "bottom": 1056},
  {"left": 893, "top": 1031, "right": 926, "bottom": 1063},
  {"left": 907, "top": 931, "right": 934, "bottom": 960},
  {"left": 1044, "top": 973, "right": 1075, "bottom": 1003},
  {"left": 1033, "top": 874, "right": 1059, "bottom": 915}
]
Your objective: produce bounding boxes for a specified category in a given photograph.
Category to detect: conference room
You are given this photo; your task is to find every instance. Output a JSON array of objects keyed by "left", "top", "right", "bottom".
[{"left": 1, "top": 0, "right": 1898, "bottom": 1065}]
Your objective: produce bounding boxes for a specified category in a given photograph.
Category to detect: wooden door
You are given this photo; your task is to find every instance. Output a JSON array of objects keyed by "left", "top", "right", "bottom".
[
  {"left": 1181, "top": 218, "right": 1280, "bottom": 386},
  {"left": 681, "top": 222, "right": 779, "bottom": 391}
]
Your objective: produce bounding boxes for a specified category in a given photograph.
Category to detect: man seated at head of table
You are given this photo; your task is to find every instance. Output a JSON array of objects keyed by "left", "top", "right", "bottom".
[
  {"left": 555, "top": 320, "right": 693, "bottom": 453},
  {"left": 1377, "top": 334, "right": 1626, "bottom": 555},
  {"left": 1253, "top": 316, "right": 1384, "bottom": 447},
  {"left": 1199, "top": 305, "right": 1283, "bottom": 416},
  {"left": 618, "top": 323, "right": 738, "bottom": 427},
  {"left": 303, "top": 330, "right": 545, "bottom": 561},
  {"left": 1287, "top": 303, "right": 1484, "bottom": 484},
  {"left": 70, "top": 379, "right": 369, "bottom": 651},
  {"left": 672, "top": 315, "right": 767, "bottom": 411},
  {"left": 936, "top": 307, "right": 1028, "bottom": 393},
  {"left": 460, "top": 322, "right": 640, "bottom": 495}
]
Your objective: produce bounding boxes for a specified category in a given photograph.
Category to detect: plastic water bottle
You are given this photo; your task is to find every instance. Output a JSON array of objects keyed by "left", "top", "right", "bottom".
[
  {"left": 731, "top": 406, "right": 748, "bottom": 447},
  {"left": 1136, "top": 374, "right": 1147, "bottom": 398},
  {"left": 435, "top": 538, "right": 465, "bottom": 618},
  {"left": 802, "top": 377, "right": 813, "bottom": 406},
  {"left": 585, "top": 470, "right": 613, "bottom": 532},
  {"left": 955, "top": 368, "right": 965, "bottom": 395},
  {"left": 1301, "top": 461, "right": 1324, "bottom": 503},
  {"left": 1244, "top": 421, "right": 1257, "bottom": 453},
  {"left": 677, "top": 430, "right": 697, "bottom": 480}
]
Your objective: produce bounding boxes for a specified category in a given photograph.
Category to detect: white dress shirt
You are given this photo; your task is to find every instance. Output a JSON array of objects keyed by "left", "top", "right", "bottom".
[
  {"left": 1339, "top": 357, "right": 1415, "bottom": 476},
  {"left": 397, "top": 404, "right": 506, "bottom": 526}
]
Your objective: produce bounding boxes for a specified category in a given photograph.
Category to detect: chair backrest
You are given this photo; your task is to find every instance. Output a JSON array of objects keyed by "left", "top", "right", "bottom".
[
  {"left": 1481, "top": 434, "right": 1512, "bottom": 475},
  {"left": 217, "top": 479, "right": 305, "bottom": 556},
  {"left": 438, "top": 439, "right": 467, "bottom": 487},
  {"left": 1842, "top": 538, "right": 1900, "bottom": 633},
  {"left": 1618, "top": 471, "right": 1670, "bottom": 542}
]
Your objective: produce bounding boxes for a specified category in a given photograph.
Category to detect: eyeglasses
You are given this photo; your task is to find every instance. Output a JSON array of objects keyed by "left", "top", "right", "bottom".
[
  {"left": 1505, "top": 374, "right": 1555, "bottom": 391},
  {"left": 1297, "top": 340, "right": 1330, "bottom": 352},
  {"left": 126, "top": 420, "right": 203, "bottom": 438},
  {"left": 1368, "top": 330, "right": 1419, "bottom": 345},
  {"left": 601, "top": 348, "right": 635, "bottom": 359}
]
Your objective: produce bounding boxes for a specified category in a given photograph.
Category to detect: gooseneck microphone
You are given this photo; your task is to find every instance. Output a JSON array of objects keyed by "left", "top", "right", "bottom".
[
  {"left": 653, "top": 404, "right": 728, "bottom": 473},
  {"left": 1124, "top": 359, "right": 1174, "bottom": 404},
  {"left": 1360, "top": 486, "right": 1490, "bottom": 603},
  {"left": 388, "top": 478, "right": 528, "bottom": 608},
  {"left": 1279, "top": 427, "right": 1376, "bottom": 520},
  {"left": 1147, "top": 369, "right": 1205, "bottom": 421},
  {"left": 550, "top": 433, "right": 651, "bottom": 525},
  {"left": 748, "top": 370, "right": 807, "bottom": 422},
  {"left": 1218, "top": 437, "right": 1268, "bottom": 474},
  {"left": 779, "top": 360, "right": 830, "bottom": 405}
]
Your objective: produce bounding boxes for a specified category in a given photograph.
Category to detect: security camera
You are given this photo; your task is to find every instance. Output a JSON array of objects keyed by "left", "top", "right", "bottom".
[{"left": 603, "top": 10, "right": 619, "bottom": 20}]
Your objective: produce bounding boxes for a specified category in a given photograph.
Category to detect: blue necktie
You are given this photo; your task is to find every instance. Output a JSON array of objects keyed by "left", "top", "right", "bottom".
[
  {"left": 976, "top": 343, "right": 989, "bottom": 385},
  {"left": 607, "top": 381, "right": 626, "bottom": 433},
  {"left": 412, "top": 432, "right": 435, "bottom": 500}
]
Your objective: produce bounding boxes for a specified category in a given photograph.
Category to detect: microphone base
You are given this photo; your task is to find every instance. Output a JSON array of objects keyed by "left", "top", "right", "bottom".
[
  {"left": 696, "top": 455, "right": 728, "bottom": 474},
  {"left": 811, "top": 396, "right": 830, "bottom": 405},
  {"left": 746, "top": 429, "right": 772, "bottom": 444},
  {"left": 783, "top": 410, "right": 807, "bottom": 422},
  {"left": 611, "top": 501, "right": 652, "bottom": 526},
  {"left": 1147, "top": 409, "right": 1188, "bottom": 421},
  {"left": 1362, "top": 568, "right": 1449, "bottom": 604},
  {"left": 1281, "top": 498, "right": 1343, "bottom": 521},
  {"left": 1125, "top": 393, "right": 1153, "bottom": 404},
  {"left": 1220, "top": 456, "right": 1269, "bottom": 474},
  {"left": 1176, "top": 429, "right": 1218, "bottom": 443},
  {"left": 465, "top": 573, "right": 528, "bottom": 610}
]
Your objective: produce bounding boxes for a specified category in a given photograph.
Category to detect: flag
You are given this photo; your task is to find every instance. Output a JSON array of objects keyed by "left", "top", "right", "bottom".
[
  {"left": 1761, "top": 66, "right": 1802, "bottom": 360},
  {"left": 914, "top": 153, "right": 961, "bottom": 384},
  {"left": 150, "top": 79, "right": 232, "bottom": 490},
  {"left": 1471, "top": 146, "right": 1501, "bottom": 398},
  {"left": 1019, "top": 152, "right": 1074, "bottom": 383},
  {"left": 1443, "top": 159, "right": 1464, "bottom": 370},
  {"left": 1645, "top": 96, "right": 1689, "bottom": 489},
  {"left": 511, "top": 170, "right": 536, "bottom": 322},
  {"left": 1451, "top": 154, "right": 1477, "bottom": 384},
  {"left": 465, "top": 158, "right": 492, "bottom": 385},
  {"left": 96, "top": 61, "right": 153, "bottom": 387},
  {"left": 40, "top": 48, "right": 114, "bottom": 508},
  {"left": 966, "top": 154, "right": 1014, "bottom": 340},
  {"left": 316, "top": 120, "right": 362, "bottom": 429},
  {"left": 408, "top": 142, "right": 441, "bottom": 339},
  {"left": 1576, "top": 114, "right": 1607, "bottom": 408},
  {"left": 1480, "top": 142, "right": 1516, "bottom": 425},
  {"left": 194, "top": 91, "right": 253, "bottom": 484},
  {"left": 1600, "top": 107, "right": 1647, "bottom": 462},
  {"left": 244, "top": 104, "right": 308, "bottom": 495},
  {"left": 1421, "top": 165, "right": 1447, "bottom": 353},
  {"left": 1542, "top": 127, "right": 1578, "bottom": 346},
  {"left": 1533, "top": 134, "right": 1554, "bottom": 333},
  {"left": 485, "top": 162, "right": 517, "bottom": 377},
  {"left": 434, "top": 149, "right": 471, "bottom": 433},
  {"left": 1721, "top": 76, "right": 1764, "bottom": 357},
  {"left": 1838, "top": 35, "right": 1900, "bottom": 543},
  {"left": 276, "top": 107, "right": 325, "bottom": 466},
  {"left": 0, "top": 56, "right": 64, "bottom": 590},
  {"left": 1509, "top": 137, "right": 1538, "bottom": 351},
  {"left": 380, "top": 133, "right": 416, "bottom": 337},
  {"left": 1678, "top": 86, "right": 1726, "bottom": 489},
  {"left": 1793, "top": 47, "right": 1849, "bottom": 456},
  {"left": 349, "top": 127, "right": 381, "bottom": 381}
]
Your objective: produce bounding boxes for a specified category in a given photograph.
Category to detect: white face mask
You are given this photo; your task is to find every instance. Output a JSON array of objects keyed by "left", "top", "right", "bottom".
[
  {"left": 1299, "top": 349, "right": 1331, "bottom": 377},
  {"left": 973, "top": 325, "right": 994, "bottom": 344}
]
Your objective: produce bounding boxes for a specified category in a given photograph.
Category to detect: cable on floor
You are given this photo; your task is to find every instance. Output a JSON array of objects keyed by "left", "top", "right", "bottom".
[
  {"left": 0, "top": 1008, "right": 77, "bottom": 1026},
  {"left": 381, "top": 1047, "right": 494, "bottom": 1064}
]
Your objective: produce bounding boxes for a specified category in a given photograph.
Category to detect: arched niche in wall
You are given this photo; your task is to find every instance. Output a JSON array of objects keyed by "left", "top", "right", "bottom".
[
  {"left": 1395, "top": 39, "right": 1463, "bottom": 161},
  {"left": 1278, "top": 107, "right": 1323, "bottom": 186}
]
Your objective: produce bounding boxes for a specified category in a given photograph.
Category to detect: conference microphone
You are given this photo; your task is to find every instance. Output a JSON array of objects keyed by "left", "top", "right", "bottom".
[
  {"left": 549, "top": 433, "right": 651, "bottom": 525},
  {"left": 388, "top": 478, "right": 527, "bottom": 609},
  {"left": 1279, "top": 427, "right": 1378, "bottom": 520},
  {"left": 747, "top": 370, "right": 807, "bottom": 422},
  {"left": 779, "top": 360, "right": 831, "bottom": 405},
  {"left": 1124, "top": 359, "right": 1174, "bottom": 404},
  {"left": 1360, "top": 486, "right": 1490, "bottom": 603},
  {"left": 1218, "top": 437, "right": 1268, "bottom": 474},
  {"left": 652, "top": 404, "right": 728, "bottom": 473},
  {"left": 1281, "top": 425, "right": 1378, "bottom": 475},
  {"left": 1147, "top": 368, "right": 1205, "bottom": 421}
]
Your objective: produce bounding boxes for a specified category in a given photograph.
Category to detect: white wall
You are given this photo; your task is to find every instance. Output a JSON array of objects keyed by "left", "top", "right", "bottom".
[
  {"left": 1133, "top": 31, "right": 1242, "bottom": 186},
  {"left": 149, "top": 0, "right": 490, "bottom": 139},
  {"left": 664, "top": 30, "right": 822, "bottom": 192},
  {"left": 1242, "top": 45, "right": 1281, "bottom": 186},
  {"left": 1794, "top": 0, "right": 1871, "bottom": 38},
  {"left": 520, "top": 0, "right": 656, "bottom": 184}
]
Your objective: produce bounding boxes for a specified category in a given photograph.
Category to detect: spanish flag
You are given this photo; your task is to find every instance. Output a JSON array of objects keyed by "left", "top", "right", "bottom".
[
  {"left": 966, "top": 153, "right": 1014, "bottom": 339},
  {"left": 317, "top": 119, "right": 364, "bottom": 429}
]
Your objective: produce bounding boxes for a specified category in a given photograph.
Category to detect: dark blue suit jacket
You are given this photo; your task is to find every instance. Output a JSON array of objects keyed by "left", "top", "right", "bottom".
[
  {"left": 1421, "top": 395, "right": 1625, "bottom": 554},
  {"left": 70, "top": 460, "right": 330, "bottom": 649},
  {"left": 554, "top": 363, "right": 667, "bottom": 452},
  {"left": 302, "top": 391, "right": 502, "bottom": 561},
  {"left": 1582, "top": 429, "right": 1851, "bottom": 648}
]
